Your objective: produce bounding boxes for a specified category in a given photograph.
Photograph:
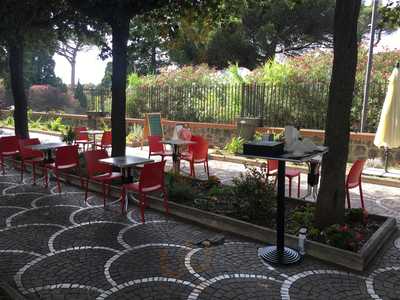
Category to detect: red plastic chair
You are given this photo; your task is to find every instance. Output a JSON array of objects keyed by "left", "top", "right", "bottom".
[
  {"left": 18, "top": 138, "right": 44, "bottom": 184},
  {"left": 84, "top": 150, "right": 122, "bottom": 206},
  {"left": 180, "top": 135, "right": 209, "bottom": 178},
  {"left": 96, "top": 131, "right": 112, "bottom": 151},
  {"left": 148, "top": 135, "right": 171, "bottom": 161},
  {"left": 44, "top": 145, "right": 82, "bottom": 193},
  {"left": 0, "top": 136, "right": 19, "bottom": 175},
  {"left": 266, "top": 160, "right": 301, "bottom": 198},
  {"left": 346, "top": 159, "right": 366, "bottom": 209},
  {"left": 74, "top": 127, "right": 90, "bottom": 151},
  {"left": 120, "top": 160, "right": 168, "bottom": 223}
]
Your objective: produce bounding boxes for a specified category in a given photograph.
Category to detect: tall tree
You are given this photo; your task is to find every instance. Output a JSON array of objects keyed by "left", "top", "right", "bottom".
[
  {"left": 315, "top": 0, "right": 361, "bottom": 228},
  {"left": 56, "top": 37, "right": 88, "bottom": 90},
  {"left": 70, "top": 1, "right": 216, "bottom": 156},
  {"left": 0, "top": 1, "right": 62, "bottom": 138}
]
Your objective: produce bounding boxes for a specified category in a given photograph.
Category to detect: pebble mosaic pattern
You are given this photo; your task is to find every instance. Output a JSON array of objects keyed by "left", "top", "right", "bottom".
[{"left": 0, "top": 163, "right": 399, "bottom": 299}]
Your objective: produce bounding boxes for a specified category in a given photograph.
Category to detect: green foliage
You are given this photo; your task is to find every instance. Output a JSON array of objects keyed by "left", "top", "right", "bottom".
[
  {"left": 325, "top": 224, "right": 357, "bottom": 251},
  {"left": 61, "top": 126, "right": 75, "bottom": 144},
  {"left": 74, "top": 81, "right": 88, "bottom": 108},
  {"left": 231, "top": 166, "right": 276, "bottom": 223},
  {"left": 165, "top": 173, "right": 197, "bottom": 204},
  {"left": 46, "top": 117, "right": 65, "bottom": 132},
  {"left": 224, "top": 136, "right": 244, "bottom": 154},
  {"left": 126, "top": 124, "right": 143, "bottom": 143}
]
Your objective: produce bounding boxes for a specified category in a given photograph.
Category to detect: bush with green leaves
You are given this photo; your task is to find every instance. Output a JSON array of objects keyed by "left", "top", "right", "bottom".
[
  {"left": 231, "top": 166, "right": 276, "bottom": 224},
  {"left": 224, "top": 136, "right": 244, "bottom": 154}
]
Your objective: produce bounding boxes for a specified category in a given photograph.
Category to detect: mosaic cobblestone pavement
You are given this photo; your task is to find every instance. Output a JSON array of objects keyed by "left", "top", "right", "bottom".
[{"left": 0, "top": 163, "right": 399, "bottom": 300}]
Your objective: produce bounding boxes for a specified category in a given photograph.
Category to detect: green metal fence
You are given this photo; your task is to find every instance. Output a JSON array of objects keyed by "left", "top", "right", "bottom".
[{"left": 86, "top": 81, "right": 386, "bottom": 131}]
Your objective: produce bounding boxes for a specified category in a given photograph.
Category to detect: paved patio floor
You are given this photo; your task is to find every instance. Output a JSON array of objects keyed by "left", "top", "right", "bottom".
[
  {"left": 1, "top": 129, "right": 400, "bottom": 299},
  {"left": 0, "top": 160, "right": 399, "bottom": 299}
]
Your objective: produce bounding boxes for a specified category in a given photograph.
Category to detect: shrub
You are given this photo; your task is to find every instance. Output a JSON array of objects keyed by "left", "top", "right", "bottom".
[
  {"left": 224, "top": 136, "right": 244, "bottom": 154},
  {"left": 231, "top": 166, "right": 276, "bottom": 223}
]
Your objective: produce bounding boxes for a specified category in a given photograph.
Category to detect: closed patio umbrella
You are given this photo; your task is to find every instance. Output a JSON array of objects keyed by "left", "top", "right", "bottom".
[{"left": 374, "top": 63, "right": 400, "bottom": 171}]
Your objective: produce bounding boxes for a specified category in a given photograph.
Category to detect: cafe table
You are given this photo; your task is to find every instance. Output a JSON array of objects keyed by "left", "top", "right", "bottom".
[
  {"left": 26, "top": 142, "right": 67, "bottom": 163},
  {"left": 241, "top": 148, "right": 328, "bottom": 265},
  {"left": 161, "top": 139, "right": 196, "bottom": 173},
  {"left": 99, "top": 156, "right": 154, "bottom": 211},
  {"left": 80, "top": 130, "right": 103, "bottom": 149}
]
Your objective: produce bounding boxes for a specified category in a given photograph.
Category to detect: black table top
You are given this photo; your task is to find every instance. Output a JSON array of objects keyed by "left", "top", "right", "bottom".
[
  {"left": 26, "top": 142, "right": 67, "bottom": 151},
  {"left": 240, "top": 148, "right": 328, "bottom": 163},
  {"left": 99, "top": 156, "right": 154, "bottom": 168},
  {"left": 161, "top": 139, "right": 196, "bottom": 146}
]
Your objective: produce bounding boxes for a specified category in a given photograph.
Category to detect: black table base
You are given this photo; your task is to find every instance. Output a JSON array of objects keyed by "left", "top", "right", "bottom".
[
  {"left": 259, "top": 246, "right": 301, "bottom": 265},
  {"left": 259, "top": 160, "right": 301, "bottom": 266}
]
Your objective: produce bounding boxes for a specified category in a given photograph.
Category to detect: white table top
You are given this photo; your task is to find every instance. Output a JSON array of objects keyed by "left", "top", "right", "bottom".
[
  {"left": 99, "top": 156, "right": 153, "bottom": 168},
  {"left": 26, "top": 142, "right": 67, "bottom": 151},
  {"left": 80, "top": 130, "right": 104, "bottom": 135},
  {"left": 161, "top": 139, "right": 196, "bottom": 146}
]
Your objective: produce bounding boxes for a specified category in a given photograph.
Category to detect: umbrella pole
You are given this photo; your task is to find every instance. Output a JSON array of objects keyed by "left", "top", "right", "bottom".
[{"left": 384, "top": 147, "right": 389, "bottom": 173}]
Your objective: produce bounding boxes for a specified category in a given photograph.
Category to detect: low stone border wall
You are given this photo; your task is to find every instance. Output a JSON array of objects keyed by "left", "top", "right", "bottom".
[
  {"left": 2, "top": 109, "right": 398, "bottom": 167},
  {"left": 57, "top": 171, "right": 396, "bottom": 272}
]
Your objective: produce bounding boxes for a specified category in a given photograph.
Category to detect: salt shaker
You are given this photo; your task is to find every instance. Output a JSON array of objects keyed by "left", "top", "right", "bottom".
[{"left": 298, "top": 228, "right": 307, "bottom": 255}]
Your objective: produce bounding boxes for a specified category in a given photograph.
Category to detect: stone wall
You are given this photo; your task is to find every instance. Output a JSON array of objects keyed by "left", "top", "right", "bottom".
[{"left": 1, "top": 110, "right": 399, "bottom": 168}]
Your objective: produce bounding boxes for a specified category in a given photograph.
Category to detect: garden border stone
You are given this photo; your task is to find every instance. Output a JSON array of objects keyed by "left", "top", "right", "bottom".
[{"left": 59, "top": 172, "right": 397, "bottom": 272}]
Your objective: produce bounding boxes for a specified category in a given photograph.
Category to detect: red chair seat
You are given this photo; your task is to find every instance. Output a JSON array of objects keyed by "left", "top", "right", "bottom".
[
  {"left": 285, "top": 169, "right": 301, "bottom": 178},
  {"left": 84, "top": 149, "right": 122, "bottom": 206},
  {"left": 179, "top": 136, "right": 209, "bottom": 178},
  {"left": 125, "top": 181, "right": 163, "bottom": 193},
  {"left": 1, "top": 150, "right": 19, "bottom": 156},
  {"left": 92, "top": 172, "right": 121, "bottom": 182},
  {"left": 46, "top": 162, "right": 78, "bottom": 170},
  {"left": 346, "top": 160, "right": 366, "bottom": 209}
]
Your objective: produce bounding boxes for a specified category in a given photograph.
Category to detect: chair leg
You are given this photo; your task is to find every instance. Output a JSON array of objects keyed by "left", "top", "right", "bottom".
[
  {"left": 206, "top": 161, "right": 209, "bottom": 178},
  {"left": 1, "top": 155, "right": 4, "bottom": 175},
  {"left": 55, "top": 170, "right": 61, "bottom": 193},
  {"left": 102, "top": 182, "right": 106, "bottom": 207},
  {"left": 32, "top": 163, "right": 36, "bottom": 185},
  {"left": 297, "top": 174, "right": 300, "bottom": 198},
  {"left": 44, "top": 167, "right": 49, "bottom": 188},
  {"left": 140, "top": 193, "right": 146, "bottom": 223},
  {"left": 20, "top": 161, "right": 24, "bottom": 182},
  {"left": 120, "top": 187, "right": 126, "bottom": 214},
  {"left": 163, "top": 188, "right": 169, "bottom": 215},
  {"left": 191, "top": 162, "right": 195, "bottom": 177},
  {"left": 76, "top": 166, "right": 83, "bottom": 188},
  {"left": 346, "top": 187, "right": 351, "bottom": 209},
  {"left": 359, "top": 183, "right": 365, "bottom": 209},
  {"left": 85, "top": 178, "right": 89, "bottom": 202}
]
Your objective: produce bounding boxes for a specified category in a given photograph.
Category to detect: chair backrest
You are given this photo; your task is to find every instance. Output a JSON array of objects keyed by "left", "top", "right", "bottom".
[
  {"left": 0, "top": 136, "right": 19, "bottom": 154},
  {"left": 74, "top": 127, "right": 88, "bottom": 141},
  {"left": 267, "top": 160, "right": 279, "bottom": 174},
  {"left": 139, "top": 160, "right": 166, "bottom": 190},
  {"left": 54, "top": 145, "right": 79, "bottom": 167},
  {"left": 101, "top": 131, "right": 112, "bottom": 147},
  {"left": 19, "top": 138, "right": 43, "bottom": 159},
  {"left": 148, "top": 135, "right": 164, "bottom": 153},
  {"left": 188, "top": 135, "right": 208, "bottom": 160},
  {"left": 84, "top": 149, "right": 111, "bottom": 177},
  {"left": 346, "top": 159, "right": 366, "bottom": 187}
]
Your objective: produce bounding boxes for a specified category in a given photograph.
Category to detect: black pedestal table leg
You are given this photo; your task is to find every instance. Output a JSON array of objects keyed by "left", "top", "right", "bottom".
[
  {"left": 172, "top": 145, "right": 179, "bottom": 173},
  {"left": 258, "top": 160, "right": 301, "bottom": 265},
  {"left": 276, "top": 160, "right": 285, "bottom": 261}
]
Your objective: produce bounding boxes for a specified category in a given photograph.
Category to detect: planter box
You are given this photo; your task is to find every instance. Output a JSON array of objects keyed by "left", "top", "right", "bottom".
[{"left": 44, "top": 171, "right": 397, "bottom": 272}]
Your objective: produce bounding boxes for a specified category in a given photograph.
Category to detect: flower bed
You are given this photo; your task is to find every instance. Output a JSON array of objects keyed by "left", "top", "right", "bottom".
[{"left": 165, "top": 167, "right": 384, "bottom": 253}]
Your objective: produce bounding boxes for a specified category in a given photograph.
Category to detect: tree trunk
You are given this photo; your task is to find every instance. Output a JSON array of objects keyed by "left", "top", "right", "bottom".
[
  {"left": 315, "top": 0, "right": 361, "bottom": 228},
  {"left": 70, "top": 56, "right": 76, "bottom": 90},
  {"left": 8, "top": 41, "right": 29, "bottom": 139},
  {"left": 150, "top": 45, "right": 156, "bottom": 74},
  {"left": 111, "top": 19, "right": 129, "bottom": 157}
]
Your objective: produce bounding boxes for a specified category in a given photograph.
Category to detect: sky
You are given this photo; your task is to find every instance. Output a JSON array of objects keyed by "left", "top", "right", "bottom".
[
  {"left": 54, "top": 48, "right": 110, "bottom": 85},
  {"left": 53, "top": 0, "right": 399, "bottom": 86}
]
